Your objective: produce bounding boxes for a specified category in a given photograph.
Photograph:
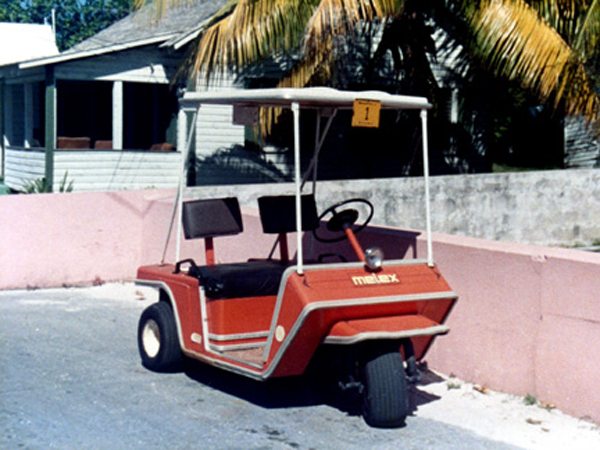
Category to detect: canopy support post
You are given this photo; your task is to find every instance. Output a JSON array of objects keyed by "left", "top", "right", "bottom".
[
  {"left": 161, "top": 105, "right": 197, "bottom": 264},
  {"left": 420, "top": 109, "right": 434, "bottom": 267},
  {"left": 292, "top": 101, "right": 304, "bottom": 275}
]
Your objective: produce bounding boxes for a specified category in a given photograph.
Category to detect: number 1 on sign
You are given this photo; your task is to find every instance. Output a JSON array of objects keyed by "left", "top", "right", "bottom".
[{"left": 352, "top": 99, "right": 381, "bottom": 128}]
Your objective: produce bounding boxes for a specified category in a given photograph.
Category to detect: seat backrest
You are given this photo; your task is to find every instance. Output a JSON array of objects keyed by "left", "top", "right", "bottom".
[
  {"left": 182, "top": 197, "right": 243, "bottom": 239},
  {"left": 257, "top": 194, "right": 319, "bottom": 234},
  {"left": 257, "top": 195, "right": 319, "bottom": 262}
]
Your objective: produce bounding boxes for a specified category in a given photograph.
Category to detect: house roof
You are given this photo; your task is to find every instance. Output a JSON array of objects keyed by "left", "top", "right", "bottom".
[
  {"left": 18, "top": 0, "right": 228, "bottom": 69},
  {"left": 0, "top": 23, "right": 59, "bottom": 66}
]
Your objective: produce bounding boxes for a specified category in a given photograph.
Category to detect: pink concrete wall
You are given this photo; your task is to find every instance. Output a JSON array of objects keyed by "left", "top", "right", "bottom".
[
  {"left": 1, "top": 190, "right": 149, "bottom": 289},
  {"left": 0, "top": 190, "right": 294, "bottom": 289},
  {"left": 2, "top": 190, "right": 599, "bottom": 423},
  {"left": 423, "top": 234, "right": 600, "bottom": 423}
]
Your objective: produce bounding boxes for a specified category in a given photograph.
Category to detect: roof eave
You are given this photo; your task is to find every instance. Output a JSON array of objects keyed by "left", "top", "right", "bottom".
[
  {"left": 162, "top": 26, "right": 203, "bottom": 50},
  {"left": 19, "top": 34, "right": 178, "bottom": 69}
]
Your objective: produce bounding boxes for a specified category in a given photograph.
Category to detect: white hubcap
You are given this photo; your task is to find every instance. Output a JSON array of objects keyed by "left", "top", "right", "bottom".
[{"left": 142, "top": 319, "right": 161, "bottom": 358}]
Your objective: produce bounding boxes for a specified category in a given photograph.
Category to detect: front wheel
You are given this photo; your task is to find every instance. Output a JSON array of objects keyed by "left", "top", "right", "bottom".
[
  {"left": 361, "top": 349, "right": 409, "bottom": 428},
  {"left": 138, "top": 302, "right": 183, "bottom": 372}
]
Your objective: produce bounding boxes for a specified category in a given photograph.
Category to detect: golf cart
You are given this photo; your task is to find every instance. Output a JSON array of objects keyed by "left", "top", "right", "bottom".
[{"left": 136, "top": 87, "right": 457, "bottom": 428}]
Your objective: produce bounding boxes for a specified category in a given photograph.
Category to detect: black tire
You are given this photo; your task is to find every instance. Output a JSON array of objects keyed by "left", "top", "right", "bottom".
[
  {"left": 138, "top": 302, "right": 183, "bottom": 372},
  {"left": 361, "top": 349, "right": 409, "bottom": 428}
]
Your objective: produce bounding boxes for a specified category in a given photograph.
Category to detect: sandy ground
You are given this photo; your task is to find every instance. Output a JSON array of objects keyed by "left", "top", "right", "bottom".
[{"left": 413, "top": 370, "right": 600, "bottom": 450}]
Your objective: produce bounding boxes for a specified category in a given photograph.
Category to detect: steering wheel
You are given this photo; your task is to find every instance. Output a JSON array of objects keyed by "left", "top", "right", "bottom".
[{"left": 313, "top": 198, "right": 374, "bottom": 243}]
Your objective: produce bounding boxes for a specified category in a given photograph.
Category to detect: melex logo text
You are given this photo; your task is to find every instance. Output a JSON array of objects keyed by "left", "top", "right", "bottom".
[{"left": 352, "top": 273, "right": 400, "bottom": 286}]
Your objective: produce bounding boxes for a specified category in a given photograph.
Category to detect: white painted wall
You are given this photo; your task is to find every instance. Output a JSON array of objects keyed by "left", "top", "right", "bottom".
[
  {"left": 192, "top": 81, "right": 245, "bottom": 158},
  {"left": 4, "top": 148, "right": 181, "bottom": 192}
]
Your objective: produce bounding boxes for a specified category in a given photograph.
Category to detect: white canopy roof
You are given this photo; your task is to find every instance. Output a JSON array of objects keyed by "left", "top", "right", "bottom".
[
  {"left": 181, "top": 87, "right": 432, "bottom": 110},
  {"left": 176, "top": 86, "right": 435, "bottom": 269}
]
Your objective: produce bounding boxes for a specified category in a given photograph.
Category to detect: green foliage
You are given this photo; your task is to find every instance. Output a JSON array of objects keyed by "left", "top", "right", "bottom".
[
  {"left": 0, "top": 0, "right": 132, "bottom": 51},
  {"left": 524, "top": 394, "right": 538, "bottom": 406},
  {"left": 22, "top": 172, "right": 74, "bottom": 194},
  {"left": 23, "top": 177, "right": 51, "bottom": 193},
  {"left": 446, "top": 380, "right": 461, "bottom": 390},
  {"left": 0, "top": 176, "right": 10, "bottom": 195}
]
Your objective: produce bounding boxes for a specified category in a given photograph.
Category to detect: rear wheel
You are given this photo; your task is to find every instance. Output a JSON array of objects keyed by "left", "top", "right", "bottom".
[
  {"left": 138, "top": 302, "right": 183, "bottom": 372},
  {"left": 361, "top": 348, "right": 409, "bottom": 428}
]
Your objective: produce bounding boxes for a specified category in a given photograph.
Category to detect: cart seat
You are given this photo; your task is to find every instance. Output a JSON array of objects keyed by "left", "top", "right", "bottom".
[
  {"left": 181, "top": 197, "right": 291, "bottom": 299},
  {"left": 190, "top": 260, "right": 289, "bottom": 299},
  {"left": 257, "top": 194, "right": 319, "bottom": 262},
  {"left": 258, "top": 194, "right": 319, "bottom": 234},
  {"left": 194, "top": 194, "right": 320, "bottom": 298}
]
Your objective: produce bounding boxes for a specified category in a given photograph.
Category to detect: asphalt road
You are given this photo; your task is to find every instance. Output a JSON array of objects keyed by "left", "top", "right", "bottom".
[{"left": 0, "top": 284, "right": 531, "bottom": 449}]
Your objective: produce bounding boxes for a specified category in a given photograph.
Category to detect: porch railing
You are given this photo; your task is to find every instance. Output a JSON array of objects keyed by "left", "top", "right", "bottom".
[{"left": 4, "top": 147, "right": 181, "bottom": 192}]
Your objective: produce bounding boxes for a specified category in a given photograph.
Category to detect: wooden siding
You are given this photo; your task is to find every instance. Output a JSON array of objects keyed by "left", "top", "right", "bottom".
[
  {"left": 195, "top": 103, "right": 245, "bottom": 157},
  {"left": 564, "top": 117, "right": 600, "bottom": 168},
  {"left": 192, "top": 102, "right": 296, "bottom": 185},
  {"left": 4, "top": 148, "right": 45, "bottom": 189},
  {"left": 190, "top": 82, "right": 294, "bottom": 185},
  {"left": 4, "top": 147, "right": 181, "bottom": 192}
]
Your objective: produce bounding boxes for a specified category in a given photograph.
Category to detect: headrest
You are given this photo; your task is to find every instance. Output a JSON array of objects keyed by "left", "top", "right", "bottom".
[
  {"left": 182, "top": 197, "right": 243, "bottom": 239},
  {"left": 258, "top": 194, "right": 319, "bottom": 234}
]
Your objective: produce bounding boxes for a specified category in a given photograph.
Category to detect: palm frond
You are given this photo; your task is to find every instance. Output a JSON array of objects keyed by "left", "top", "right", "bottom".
[
  {"left": 133, "top": 0, "right": 194, "bottom": 16},
  {"left": 530, "top": 0, "right": 600, "bottom": 59},
  {"left": 569, "top": 0, "right": 600, "bottom": 61},
  {"left": 469, "top": 0, "right": 600, "bottom": 126},
  {"left": 303, "top": 0, "right": 403, "bottom": 57},
  {"left": 471, "top": 0, "right": 571, "bottom": 98},
  {"left": 190, "top": 0, "right": 315, "bottom": 79}
]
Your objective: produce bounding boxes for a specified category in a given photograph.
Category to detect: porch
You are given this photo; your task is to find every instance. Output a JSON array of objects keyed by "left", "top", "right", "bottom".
[{"left": 0, "top": 37, "right": 184, "bottom": 193}]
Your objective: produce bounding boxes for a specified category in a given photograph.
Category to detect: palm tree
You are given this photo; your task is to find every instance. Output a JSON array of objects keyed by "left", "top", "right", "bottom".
[
  {"left": 136, "top": 1, "right": 430, "bottom": 91},
  {"left": 135, "top": 0, "right": 600, "bottom": 129}
]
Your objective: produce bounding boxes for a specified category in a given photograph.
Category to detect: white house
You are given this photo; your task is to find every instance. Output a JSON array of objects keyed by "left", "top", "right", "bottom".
[{"left": 0, "top": 1, "right": 246, "bottom": 192}]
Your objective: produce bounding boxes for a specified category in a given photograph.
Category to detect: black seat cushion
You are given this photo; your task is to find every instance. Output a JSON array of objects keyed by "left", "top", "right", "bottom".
[{"left": 190, "top": 260, "right": 289, "bottom": 299}]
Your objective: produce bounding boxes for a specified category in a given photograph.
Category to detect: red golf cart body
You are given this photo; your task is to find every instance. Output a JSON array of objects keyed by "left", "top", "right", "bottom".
[{"left": 136, "top": 88, "right": 457, "bottom": 427}]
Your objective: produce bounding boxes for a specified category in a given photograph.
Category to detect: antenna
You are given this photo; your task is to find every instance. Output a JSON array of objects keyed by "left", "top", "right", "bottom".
[{"left": 51, "top": 8, "right": 56, "bottom": 38}]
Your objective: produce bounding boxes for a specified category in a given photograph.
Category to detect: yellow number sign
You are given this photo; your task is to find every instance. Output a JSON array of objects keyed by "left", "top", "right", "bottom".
[{"left": 352, "top": 99, "right": 381, "bottom": 128}]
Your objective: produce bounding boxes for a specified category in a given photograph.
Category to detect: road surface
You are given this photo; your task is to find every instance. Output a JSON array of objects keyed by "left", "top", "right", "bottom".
[{"left": 1, "top": 284, "right": 598, "bottom": 449}]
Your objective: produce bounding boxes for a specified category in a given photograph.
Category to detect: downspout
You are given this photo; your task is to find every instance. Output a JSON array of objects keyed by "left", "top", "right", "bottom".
[{"left": 44, "top": 65, "right": 56, "bottom": 192}]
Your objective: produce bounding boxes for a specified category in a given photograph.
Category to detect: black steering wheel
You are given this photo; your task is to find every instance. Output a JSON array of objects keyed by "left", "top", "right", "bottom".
[{"left": 313, "top": 198, "right": 374, "bottom": 243}]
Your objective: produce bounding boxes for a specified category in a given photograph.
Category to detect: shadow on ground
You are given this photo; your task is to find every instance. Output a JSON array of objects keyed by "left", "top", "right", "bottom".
[{"left": 183, "top": 359, "right": 444, "bottom": 422}]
